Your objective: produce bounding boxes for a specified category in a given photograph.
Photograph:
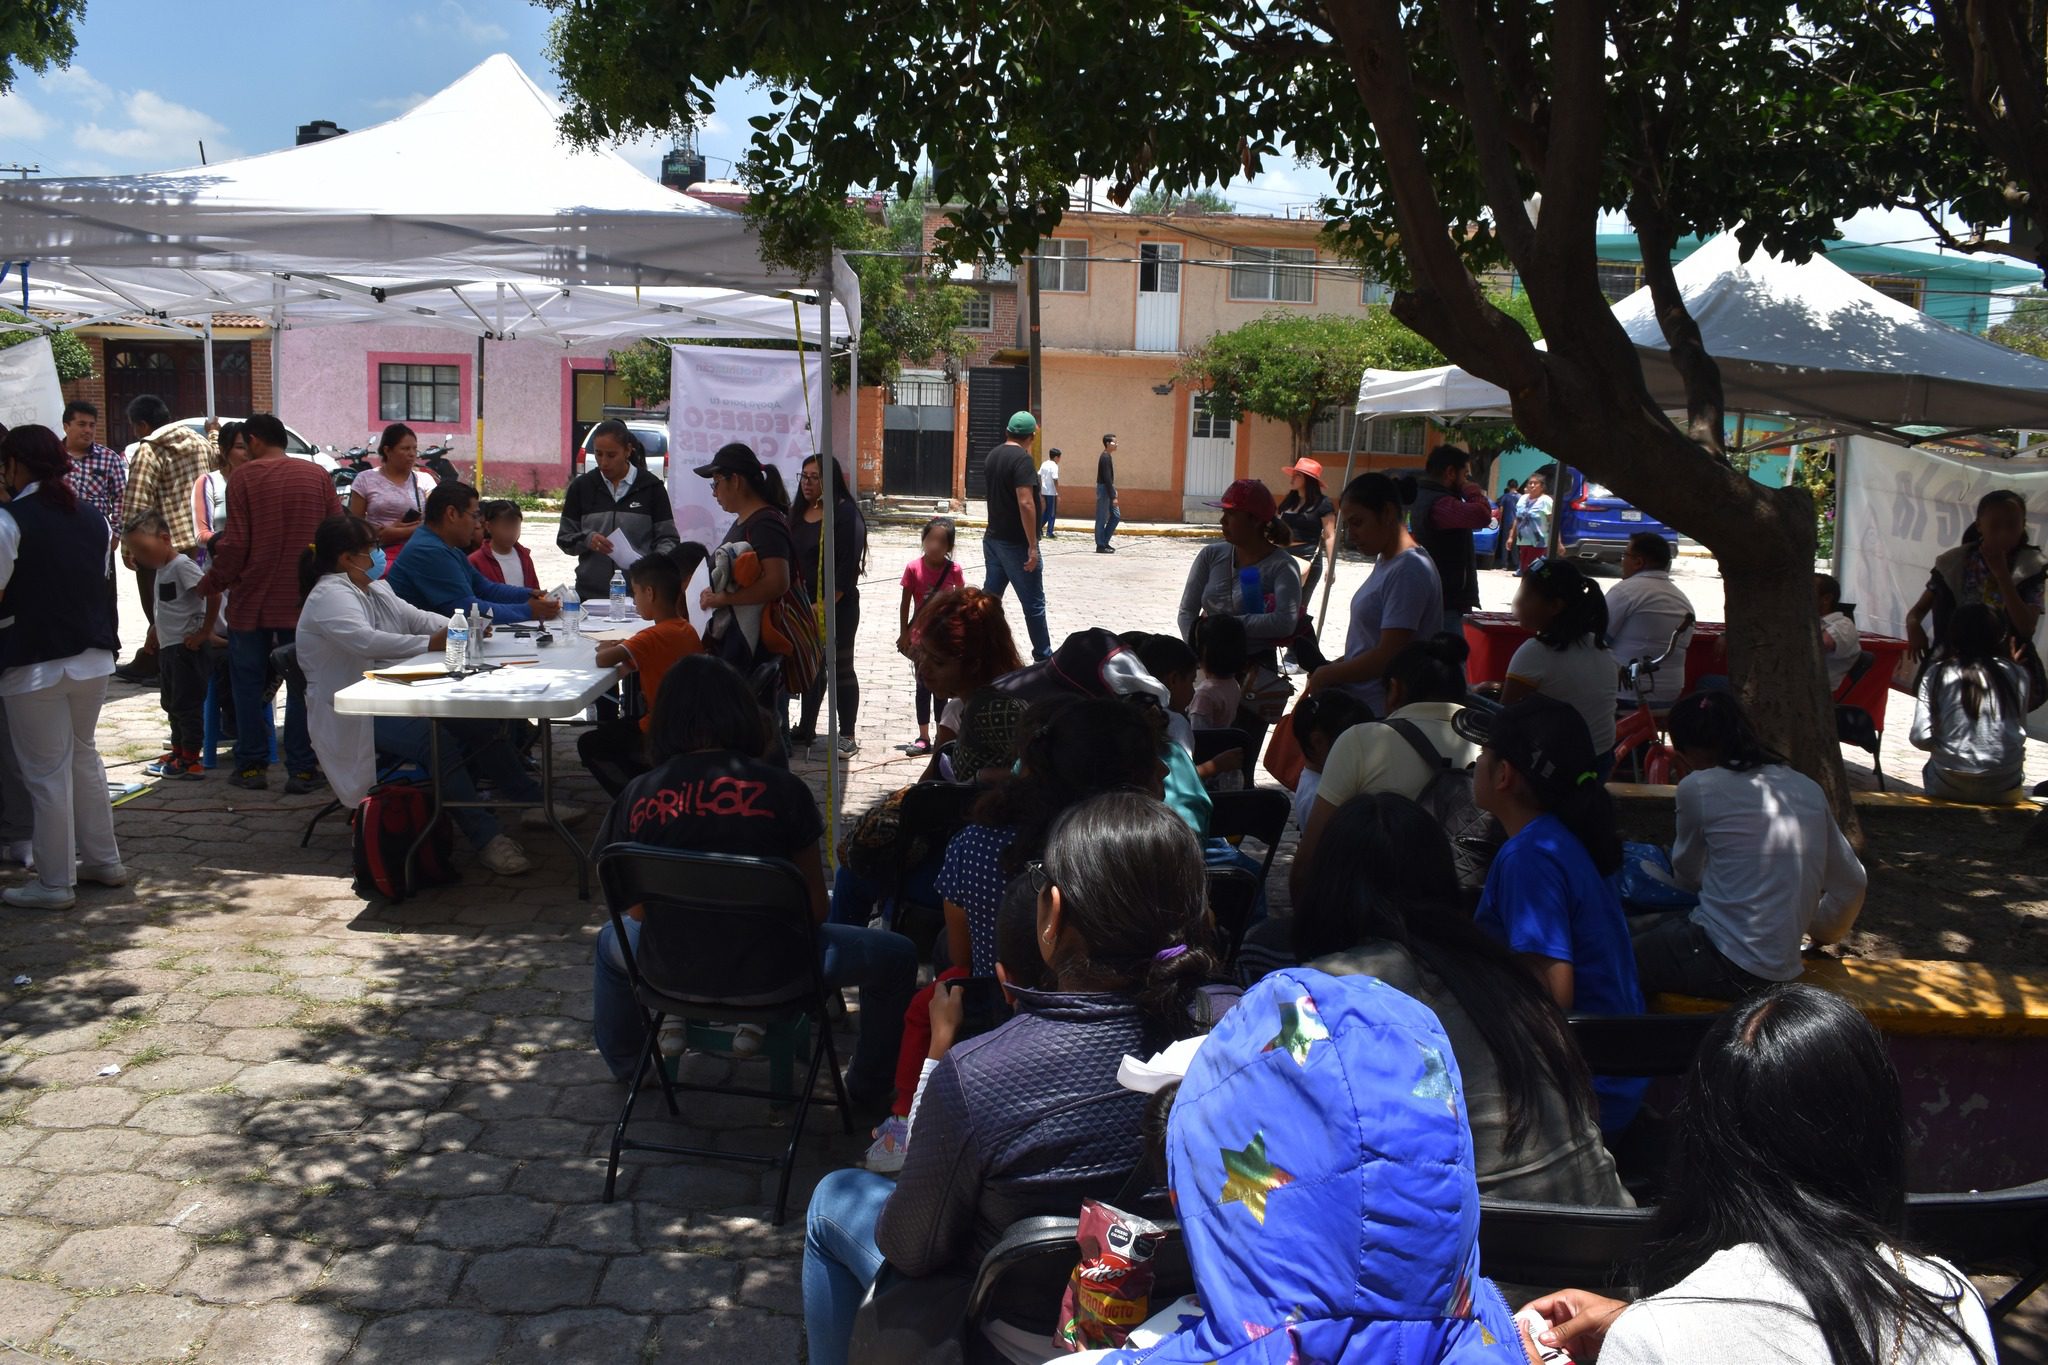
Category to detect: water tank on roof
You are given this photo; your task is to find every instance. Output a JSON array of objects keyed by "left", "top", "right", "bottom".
[
  {"left": 661, "top": 131, "right": 708, "bottom": 192},
  {"left": 296, "top": 120, "right": 347, "bottom": 145}
]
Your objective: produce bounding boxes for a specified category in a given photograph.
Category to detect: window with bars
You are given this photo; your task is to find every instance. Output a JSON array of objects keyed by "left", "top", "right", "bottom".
[
  {"left": 378, "top": 363, "right": 461, "bottom": 423},
  {"left": 1857, "top": 274, "right": 1924, "bottom": 309},
  {"left": 959, "top": 292, "right": 994, "bottom": 330},
  {"left": 1229, "top": 246, "right": 1317, "bottom": 302},
  {"left": 1596, "top": 261, "right": 1644, "bottom": 302},
  {"left": 889, "top": 375, "right": 954, "bottom": 408},
  {"left": 1039, "top": 239, "right": 1088, "bottom": 292}
]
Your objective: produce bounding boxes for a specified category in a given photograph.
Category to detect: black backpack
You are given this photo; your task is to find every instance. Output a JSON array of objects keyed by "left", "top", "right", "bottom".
[{"left": 1384, "top": 718, "right": 1503, "bottom": 904}]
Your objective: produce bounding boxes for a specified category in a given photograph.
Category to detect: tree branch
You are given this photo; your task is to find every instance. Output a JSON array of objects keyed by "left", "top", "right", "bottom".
[
  {"left": 1529, "top": 0, "right": 1607, "bottom": 284},
  {"left": 1437, "top": 0, "right": 1538, "bottom": 266},
  {"left": 1629, "top": 201, "right": 1727, "bottom": 457}
]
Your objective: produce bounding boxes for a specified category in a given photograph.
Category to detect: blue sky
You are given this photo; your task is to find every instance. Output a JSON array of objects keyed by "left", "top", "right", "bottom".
[{"left": 0, "top": 0, "right": 2018, "bottom": 258}]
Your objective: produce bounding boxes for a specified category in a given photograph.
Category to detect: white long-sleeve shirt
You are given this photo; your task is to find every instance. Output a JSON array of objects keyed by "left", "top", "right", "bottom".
[
  {"left": 296, "top": 575, "right": 445, "bottom": 807},
  {"left": 1911, "top": 658, "right": 2028, "bottom": 783},
  {"left": 1820, "top": 611, "right": 1861, "bottom": 690},
  {"left": 1671, "top": 763, "right": 1866, "bottom": 980}
]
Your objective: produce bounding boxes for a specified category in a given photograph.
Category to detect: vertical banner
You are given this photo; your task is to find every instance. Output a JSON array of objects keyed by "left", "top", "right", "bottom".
[
  {"left": 666, "top": 347, "right": 826, "bottom": 548},
  {"left": 0, "top": 337, "right": 65, "bottom": 433}
]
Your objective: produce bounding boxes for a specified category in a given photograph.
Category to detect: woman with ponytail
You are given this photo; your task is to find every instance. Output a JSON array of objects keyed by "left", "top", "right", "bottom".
[
  {"left": 803, "top": 790, "right": 1219, "bottom": 1365},
  {"left": 1503, "top": 556, "right": 1618, "bottom": 763},
  {"left": 1460, "top": 695, "right": 1646, "bottom": 1133}
]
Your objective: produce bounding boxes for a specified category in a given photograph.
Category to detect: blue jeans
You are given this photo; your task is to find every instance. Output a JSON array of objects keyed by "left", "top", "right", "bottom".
[
  {"left": 228, "top": 627, "right": 315, "bottom": 773},
  {"left": 1095, "top": 482, "right": 1120, "bottom": 549},
  {"left": 981, "top": 537, "right": 1051, "bottom": 660},
  {"left": 803, "top": 1167, "right": 895, "bottom": 1365},
  {"left": 830, "top": 858, "right": 945, "bottom": 928},
  {"left": 373, "top": 716, "right": 537, "bottom": 849},
  {"left": 592, "top": 915, "right": 916, "bottom": 1099},
  {"left": 1039, "top": 493, "right": 1058, "bottom": 535}
]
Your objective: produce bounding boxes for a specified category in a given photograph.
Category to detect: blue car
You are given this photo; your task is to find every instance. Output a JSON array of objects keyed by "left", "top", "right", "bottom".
[{"left": 1555, "top": 468, "right": 1679, "bottom": 566}]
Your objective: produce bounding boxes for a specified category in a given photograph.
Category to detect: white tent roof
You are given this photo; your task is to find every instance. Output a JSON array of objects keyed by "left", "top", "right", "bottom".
[{"left": 1355, "top": 233, "right": 2048, "bottom": 439}]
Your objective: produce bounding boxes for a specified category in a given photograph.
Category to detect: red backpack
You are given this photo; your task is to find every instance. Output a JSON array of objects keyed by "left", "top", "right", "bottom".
[{"left": 351, "top": 783, "right": 457, "bottom": 901}]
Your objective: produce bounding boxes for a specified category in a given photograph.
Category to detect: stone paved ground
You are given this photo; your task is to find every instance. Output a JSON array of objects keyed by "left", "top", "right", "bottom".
[{"left": 0, "top": 518, "right": 2041, "bottom": 1361}]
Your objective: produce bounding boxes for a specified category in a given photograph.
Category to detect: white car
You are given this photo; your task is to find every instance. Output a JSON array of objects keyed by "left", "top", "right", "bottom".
[
  {"left": 577, "top": 420, "right": 670, "bottom": 482},
  {"left": 170, "top": 417, "right": 337, "bottom": 474}
]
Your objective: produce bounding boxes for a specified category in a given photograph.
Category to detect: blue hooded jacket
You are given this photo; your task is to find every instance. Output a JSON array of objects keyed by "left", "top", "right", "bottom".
[{"left": 1103, "top": 967, "right": 1526, "bottom": 1364}]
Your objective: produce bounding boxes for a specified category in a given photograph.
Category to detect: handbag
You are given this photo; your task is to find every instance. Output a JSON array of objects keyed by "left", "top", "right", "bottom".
[
  {"left": 1261, "top": 707, "right": 1307, "bottom": 790},
  {"left": 1240, "top": 663, "right": 1295, "bottom": 725}
]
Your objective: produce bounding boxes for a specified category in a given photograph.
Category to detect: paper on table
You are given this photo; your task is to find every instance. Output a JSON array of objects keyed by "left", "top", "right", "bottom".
[
  {"left": 684, "top": 562, "right": 711, "bottom": 634},
  {"left": 607, "top": 529, "right": 643, "bottom": 571}
]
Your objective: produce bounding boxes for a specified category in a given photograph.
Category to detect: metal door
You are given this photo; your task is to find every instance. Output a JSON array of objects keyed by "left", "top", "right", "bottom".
[
  {"left": 1136, "top": 243, "right": 1182, "bottom": 352},
  {"left": 1185, "top": 391, "right": 1235, "bottom": 498},
  {"left": 964, "top": 366, "right": 1029, "bottom": 500}
]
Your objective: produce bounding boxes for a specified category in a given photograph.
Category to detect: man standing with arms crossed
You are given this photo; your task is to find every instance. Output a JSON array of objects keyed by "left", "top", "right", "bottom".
[
  {"left": 1094, "top": 432, "right": 1121, "bottom": 554},
  {"left": 982, "top": 411, "right": 1052, "bottom": 661}
]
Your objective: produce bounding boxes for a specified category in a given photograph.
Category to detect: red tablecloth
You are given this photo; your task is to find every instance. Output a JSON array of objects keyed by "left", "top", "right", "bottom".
[{"left": 1462, "top": 612, "right": 1905, "bottom": 707}]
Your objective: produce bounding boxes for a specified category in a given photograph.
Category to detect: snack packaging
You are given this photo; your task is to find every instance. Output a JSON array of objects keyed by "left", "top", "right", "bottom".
[{"left": 1054, "top": 1200, "right": 1164, "bottom": 1352}]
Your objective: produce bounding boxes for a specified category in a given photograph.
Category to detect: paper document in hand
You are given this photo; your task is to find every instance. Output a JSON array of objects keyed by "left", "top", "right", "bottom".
[
  {"left": 607, "top": 530, "right": 643, "bottom": 572},
  {"left": 684, "top": 563, "right": 711, "bottom": 634}
]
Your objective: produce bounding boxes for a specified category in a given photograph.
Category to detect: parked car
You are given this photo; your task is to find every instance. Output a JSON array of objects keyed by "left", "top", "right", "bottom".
[
  {"left": 576, "top": 420, "right": 670, "bottom": 482},
  {"left": 168, "top": 418, "right": 336, "bottom": 476},
  {"left": 1554, "top": 467, "right": 1679, "bottom": 566}
]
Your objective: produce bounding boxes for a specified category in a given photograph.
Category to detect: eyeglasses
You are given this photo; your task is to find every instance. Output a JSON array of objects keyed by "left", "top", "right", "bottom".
[{"left": 1025, "top": 859, "right": 1055, "bottom": 896}]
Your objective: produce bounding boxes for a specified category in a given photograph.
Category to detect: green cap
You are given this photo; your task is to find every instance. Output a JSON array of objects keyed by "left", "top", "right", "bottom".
[{"left": 1007, "top": 411, "right": 1038, "bottom": 436}]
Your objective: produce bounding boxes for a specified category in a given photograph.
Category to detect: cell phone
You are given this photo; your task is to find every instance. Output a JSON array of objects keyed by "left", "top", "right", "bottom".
[{"left": 401, "top": 509, "right": 421, "bottom": 523}]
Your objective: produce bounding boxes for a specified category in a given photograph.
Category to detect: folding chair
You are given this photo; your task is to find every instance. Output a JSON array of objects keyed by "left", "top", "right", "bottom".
[
  {"left": 1907, "top": 1178, "right": 2048, "bottom": 1321},
  {"left": 596, "top": 844, "right": 853, "bottom": 1224},
  {"left": 1206, "top": 865, "right": 1264, "bottom": 965},
  {"left": 1192, "top": 726, "right": 1256, "bottom": 785},
  {"left": 1208, "top": 787, "right": 1292, "bottom": 885},
  {"left": 1478, "top": 1198, "right": 1655, "bottom": 1295}
]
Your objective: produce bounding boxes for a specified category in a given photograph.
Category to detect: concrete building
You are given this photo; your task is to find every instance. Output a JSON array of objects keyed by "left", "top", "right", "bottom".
[
  {"left": 57, "top": 317, "right": 274, "bottom": 448},
  {"left": 907, "top": 200, "right": 1430, "bottom": 524}
]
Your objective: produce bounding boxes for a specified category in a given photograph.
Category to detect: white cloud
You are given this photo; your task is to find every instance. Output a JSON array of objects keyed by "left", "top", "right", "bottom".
[
  {"left": 0, "top": 91, "right": 50, "bottom": 140},
  {"left": 411, "top": 0, "right": 507, "bottom": 45},
  {"left": 74, "top": 89, "right": 231, "bottom": 167},
  {"left": 42, "top": 64, "right": 111, "bottom": 112},
  {"left": 367, "top": 92, "right": 430, "bottom": 115}
]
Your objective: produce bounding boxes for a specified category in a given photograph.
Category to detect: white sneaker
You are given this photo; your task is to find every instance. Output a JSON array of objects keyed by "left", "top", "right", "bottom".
[
  {"left": 520, "top": 800, "right": 588, "bottom": 830},
  {"left": 477, "top": 835, "right": 532, "bottom": 875},
  {"left": 728, "top": 1022, "right": 767, "bottom": 1057},
  {"left": 76, "top": 862, "right": 129, "bottom": 887},
  {"left": 3, "top": 882, "right": 75, "bottom": 911}
]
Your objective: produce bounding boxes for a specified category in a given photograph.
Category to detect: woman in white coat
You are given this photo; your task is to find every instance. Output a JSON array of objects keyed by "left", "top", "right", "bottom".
[{"left": 295, "top": 515, "right": 543, "bottom": 876}]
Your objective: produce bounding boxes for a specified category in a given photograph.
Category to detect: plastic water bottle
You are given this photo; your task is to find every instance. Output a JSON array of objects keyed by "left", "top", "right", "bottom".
[
  {"left": 1238, "top": 566, "right": 1263, "bottom": 615},
  {"left": 445, "top": 609, "right": 468, "bottom": 673},
  {"left": 560, "top": 586, "right": 580, "bottom": 638},
  {"left": 609, "top": 569, "right": 629, "bottom": 620}
]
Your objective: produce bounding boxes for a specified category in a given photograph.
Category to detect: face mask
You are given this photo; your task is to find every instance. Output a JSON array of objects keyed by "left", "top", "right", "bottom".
[{"left": 368, "top": 546, "right": 388, "bottom": 580}]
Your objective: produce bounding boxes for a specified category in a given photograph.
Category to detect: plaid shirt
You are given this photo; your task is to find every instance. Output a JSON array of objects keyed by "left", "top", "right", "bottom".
[
  {"left": 120, "top": 424, "right": 214, "bottom": 552},
  {"left": 66, "top": 442, "right": 127, "bottom": 528},
  {"left": 195, "top": 456, "right": 343, "bottom": 630}
]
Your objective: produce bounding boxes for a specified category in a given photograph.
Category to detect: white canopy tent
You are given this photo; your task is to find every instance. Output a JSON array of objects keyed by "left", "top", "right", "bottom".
[
  {"left": 0, "top": 52, "right": 867, "bottom": 818},
  {"left": 1354, "top": 232, "right": 2048, "bottom": 442}
]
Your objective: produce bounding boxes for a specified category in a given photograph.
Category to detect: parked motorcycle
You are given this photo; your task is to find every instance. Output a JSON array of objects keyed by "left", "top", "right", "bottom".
[
  {"left": 420, "top": 442, "right": 460, "bottom": 486},
  {"left": 330, "top": 443, "right": 374, "bottom": 494}
]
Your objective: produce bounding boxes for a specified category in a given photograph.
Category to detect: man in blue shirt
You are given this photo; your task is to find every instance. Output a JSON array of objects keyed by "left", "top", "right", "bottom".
[
  {"left": 387, "top": 484, "right": 562, "bottom": 625},
  {"left": 1459, "top": 695, "right": 1646, "bottom": 1132}
]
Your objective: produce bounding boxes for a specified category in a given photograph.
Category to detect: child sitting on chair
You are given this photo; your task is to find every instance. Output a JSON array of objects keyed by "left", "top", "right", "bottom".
[{"left": 578, "top": 549, "right": 706, "bottom": 795}]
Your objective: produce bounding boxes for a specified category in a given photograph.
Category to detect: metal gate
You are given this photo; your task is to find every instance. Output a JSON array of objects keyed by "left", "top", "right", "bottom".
[
  {"left": 964, "top": 366, "right": 1029, "bottom": 500},
  {"left": 883, "top": 374, "right": 956, "bottom": 498}
]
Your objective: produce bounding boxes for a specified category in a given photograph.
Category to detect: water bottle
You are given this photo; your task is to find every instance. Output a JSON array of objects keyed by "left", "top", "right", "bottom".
[
  {"left": 609, "top": 569, "right": 629, "bottom": 620},
  {"left": 560, "top": 586, "right": 580, "bottom": 638},
  {"left": 445, "top": 609, "right": 468, "bottom": 673},
  {"left": 1238, "top": 566, "right": 1263, "bottom": 615}
]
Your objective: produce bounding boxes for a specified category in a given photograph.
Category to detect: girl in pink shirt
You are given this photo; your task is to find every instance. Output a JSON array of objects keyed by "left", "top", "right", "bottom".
[{"left": 898, "top": 517, "right": 964, "bottom": 754}]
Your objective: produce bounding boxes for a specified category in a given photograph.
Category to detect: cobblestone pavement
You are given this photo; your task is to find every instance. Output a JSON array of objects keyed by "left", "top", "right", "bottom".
[{"left": 0, "top": 518, "right": 2039, "bottom": 1362}]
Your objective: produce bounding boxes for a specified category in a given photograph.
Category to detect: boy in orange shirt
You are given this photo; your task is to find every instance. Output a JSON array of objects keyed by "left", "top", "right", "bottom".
[{"left": 579, "top": 549, "right": 704, "bottom": 794}]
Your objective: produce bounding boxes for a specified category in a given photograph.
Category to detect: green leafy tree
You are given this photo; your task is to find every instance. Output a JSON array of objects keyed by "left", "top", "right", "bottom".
[
  {"left": 540, "top": 0, "right": 2018, "bottom": 815},
  {"left": 0, "top": 0, "right": 82, "bottom": 95},
  {"left": 1989, "top": 288, "right": 2048, "bottom": 361},
  {"left": 0, "top": 312, "right": 93, "bottom": 382},
  {"left": 1130, "top": 188, "right": 1237, "bottom": 216}
]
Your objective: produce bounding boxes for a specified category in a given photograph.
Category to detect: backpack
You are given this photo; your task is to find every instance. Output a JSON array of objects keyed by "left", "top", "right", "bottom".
[
  {"left": 1384, "top": 718, "right": 1503, "bottom": 902},
  {"left": 350, "top": 783, "right": 457, "bottom": 902}
]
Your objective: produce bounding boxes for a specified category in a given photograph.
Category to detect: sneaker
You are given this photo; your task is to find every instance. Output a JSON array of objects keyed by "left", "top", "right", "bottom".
[
  {"left": 227, "top": 766, "right": 268, "bottom": 791},
  {"left": 142, "top": 753, "right": 182, "bottom": 779},
  {"left": 0, "top": 840, "right": 32, "bottom": 869},
  {"left": 111, "top": 652, "right": 159, "bottom": 684},
  {"left": 861, "top": 1115, "right": 912, "bottom": 1174},
  {"left": 283, "top": 769, "right": 326, "bottom": 796},
  {"left": 77, "top": 862, "right": 129, "bottom": 888},
  {"left": 1096, "top": 544, "right": 1118, "bottom": 554},
  {"left": 834, "top": 735, "right": 860, "bottom": 757},
  {"left": 3, "top": 882, "right": 75, "bottom": 911},
  {"left": 520, "top": 799, "right": 588, "bottom": 830},
  {"left": 728, "top": 1022, "right": 767, "bottom": 1057},
  {"left": 477, "top": 835, "right": 532, "bottom": 875},
  {"left": 176, "top": 759, "right": 205, "bottom": 781}
]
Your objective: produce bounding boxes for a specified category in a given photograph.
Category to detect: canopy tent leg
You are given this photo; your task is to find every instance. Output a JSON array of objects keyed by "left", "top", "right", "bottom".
[
  {"left": 1318, "top": 419, "right": 1365, "bottom": 643},
  {"left": 474, "top": 335, "right": 486, "bottom": 487},
  {"left": 202, "top": 317, "right": 216, "bottom": 422},
  {"left": 820, "top": 266, "right": 840, "bottom": 867}
]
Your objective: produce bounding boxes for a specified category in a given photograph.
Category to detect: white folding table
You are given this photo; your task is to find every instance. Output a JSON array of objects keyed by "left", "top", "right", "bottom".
[{"left": 334, "top": 630, "right": 622, "bottom": 897}]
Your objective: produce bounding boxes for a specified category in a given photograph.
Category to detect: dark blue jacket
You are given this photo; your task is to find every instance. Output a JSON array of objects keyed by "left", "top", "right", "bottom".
[
  {"left": 0, "top": 488, "right": 118, "bottom": 670},
  {"left": 386, "top": 527, "right": 538, "bottom": 623}
]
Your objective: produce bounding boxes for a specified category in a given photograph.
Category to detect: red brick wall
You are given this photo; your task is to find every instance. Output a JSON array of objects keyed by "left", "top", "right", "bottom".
[
  {"left": 57, "top": 333, "right": 274, "bottom": 420},
  {"left": 855, "top": 384, "right": 885, "bottom": 493},
  {"left": 57, "top": 336, "right": 108, "bottom": 416}
]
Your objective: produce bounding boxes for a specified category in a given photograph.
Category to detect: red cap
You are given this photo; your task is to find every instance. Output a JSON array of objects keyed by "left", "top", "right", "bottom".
[{"left": 1206, "top": 478, "right": 1278, "bottom": 522}]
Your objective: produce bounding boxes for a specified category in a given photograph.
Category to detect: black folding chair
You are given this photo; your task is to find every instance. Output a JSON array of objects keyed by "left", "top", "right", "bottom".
[
  {"left": 1209, "top": 787, "right": 1293, "bottom": 885},
  {"left": 1907, "top": 1179, "right": 2048, "bottom": 1321},
  {"left": 1567, "top": 1012, "right": 1722, "bottom": 1077},
  {"left": 596, "top": 845, "right": 853, "bottom": 1224},
  {"left": 1192, "top": 726, "right": 1256, "bottom": 785},
  {"left": 1478, "top": 1198, "right": 1655, "bottom": 1295},
  {"left": 1206, "top": 865, "right": 1264, "bottom": 965}
]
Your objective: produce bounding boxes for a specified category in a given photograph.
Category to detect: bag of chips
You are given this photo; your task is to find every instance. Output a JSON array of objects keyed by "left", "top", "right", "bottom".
[{"left": 1055, "top": 1200, "right": 1164, "bottom": 1352}]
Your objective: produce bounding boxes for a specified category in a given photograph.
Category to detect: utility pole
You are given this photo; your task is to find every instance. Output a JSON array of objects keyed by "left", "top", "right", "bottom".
[
  {"left": 0, "top": 165, "right": 38, "bottom": 179},
  {"left": 1025, "top": 253, "right": 1044, "bottom": 443}
]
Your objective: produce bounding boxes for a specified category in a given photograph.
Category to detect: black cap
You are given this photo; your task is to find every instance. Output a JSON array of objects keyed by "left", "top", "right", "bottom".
[
  {"left": 1453, "top": 695, "right": 1601, "bottom": 802},
  {"left": 693, "top": 442, "right": 764, "bottom": 480}
]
